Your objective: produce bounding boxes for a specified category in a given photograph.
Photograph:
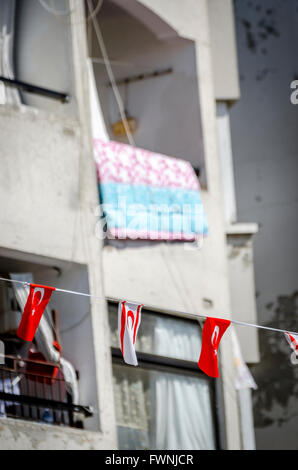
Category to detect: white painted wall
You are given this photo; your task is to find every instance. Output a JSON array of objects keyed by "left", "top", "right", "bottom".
[
  {"left": 226, "top": 232, "right": 260, "bottom": 363},
  {"left": 216, "top": 101, "right": 259, "bottom": 363},
  {"left": 207, "top": 0, "right": 240, "bottom": 101},
  {"left": 216, "top": 102, "right": 238, "bottom": 224}
]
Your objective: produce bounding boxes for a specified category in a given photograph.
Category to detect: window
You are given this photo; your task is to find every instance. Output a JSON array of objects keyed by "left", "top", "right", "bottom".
[{"left": 108, "top": 302, "right": 217, "bottom": 450}]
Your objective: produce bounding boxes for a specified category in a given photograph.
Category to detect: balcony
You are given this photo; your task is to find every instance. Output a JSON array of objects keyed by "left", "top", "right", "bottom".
[
  {"left": 0, "top": 255, "right": 101, "bottom": 433},
  {"left": 0, "top": 354, "right": 93, "bottom": 428}
]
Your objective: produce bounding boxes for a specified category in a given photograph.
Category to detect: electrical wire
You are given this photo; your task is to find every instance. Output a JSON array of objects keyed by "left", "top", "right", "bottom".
[
  {"left": 87, "top": 0, "right": 135, "bottom": 146},
  {"left": 85, "top": 0, "right": 104, "bottom": 23},
  {"left": 0, "top": 276, "right": 297, "bottom": 337},
  {"left": 38, "top": 0, "right": 103, "bottom": 24},
  {"left": 38, "top": 0, "right": 71, "bottom": 16}
]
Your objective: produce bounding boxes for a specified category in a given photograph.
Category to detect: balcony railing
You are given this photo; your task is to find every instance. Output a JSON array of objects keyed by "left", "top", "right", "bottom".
[{"left": 0, "top": 355, "right": 93, "bottom": 428}]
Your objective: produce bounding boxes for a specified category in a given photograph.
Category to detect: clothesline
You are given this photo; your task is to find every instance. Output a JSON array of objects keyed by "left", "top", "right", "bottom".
[{"left": 0, "top": 276, "right": 296, "bottom": 337}]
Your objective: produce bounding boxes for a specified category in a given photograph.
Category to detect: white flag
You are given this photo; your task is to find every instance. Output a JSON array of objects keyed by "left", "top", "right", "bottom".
[
  {"left": 285, "top": 332, "right": 298, "bottom": 352},
  {"left": 118, "top": 301, "right": 142, "bottom": 366},
  {"left": 231, "top": 327, "right": 257, "bottom": 390},
  {"left": 285, "top": 332, "right": 298, "bottom": 364}
]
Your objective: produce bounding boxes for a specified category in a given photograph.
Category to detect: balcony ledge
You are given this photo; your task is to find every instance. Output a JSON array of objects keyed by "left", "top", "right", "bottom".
[{"left": 226, "top": 222, "right": 259, "bottom": 236}]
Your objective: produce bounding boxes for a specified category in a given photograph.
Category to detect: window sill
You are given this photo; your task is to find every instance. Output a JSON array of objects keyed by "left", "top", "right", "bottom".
[{"left": 226, "top": 222, "right": 259, "bottom": 236}]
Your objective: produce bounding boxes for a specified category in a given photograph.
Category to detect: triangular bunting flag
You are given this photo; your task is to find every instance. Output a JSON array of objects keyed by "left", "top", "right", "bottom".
[
  {"left": 198, "top": 317, "right": 231, "bottom": 377},
  {"left": 285, "top": 332, "right": 298, "bottom": 352},
  {"left": 17, "top": 283, "right": 55, "bottom": 341},
  {"left": 118, "top": 301, "right": 142, "bottom": 366},
  {"left": 231, "top": 327, "right": 257, "bottom": 389}
]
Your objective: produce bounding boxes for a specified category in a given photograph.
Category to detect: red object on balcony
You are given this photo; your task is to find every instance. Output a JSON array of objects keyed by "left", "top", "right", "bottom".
[{"left": 26, "top": 348, "right": 60, "bottom": 385}]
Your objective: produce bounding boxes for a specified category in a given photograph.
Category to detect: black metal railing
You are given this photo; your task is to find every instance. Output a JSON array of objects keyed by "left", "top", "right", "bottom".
[
  {"left": 0, "top": 76, "right": 70, "bottom": 103},
  {"left": 0, "top": 355, "right": 92, "bottom": 428}
]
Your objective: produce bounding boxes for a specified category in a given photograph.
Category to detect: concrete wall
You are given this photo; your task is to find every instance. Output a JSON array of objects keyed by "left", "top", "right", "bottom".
[
  {"left": 226, "top": 231, "right": 259, "bottom": 363},
  {"left": 207, "top": 0, "right": 240, "bottom": 101},
  {"left": 230, "top": 0, "right": 298, "bottom": 449},
  {"left": 0, "top": 106, "right": 82, "bottom": 260},
  {"left": 100, "top": 0, "right": 243, "bottom": 449},
  {"left": 0, "top": 417, "right": 115, "bottom": 450},
  {"left": 216, "top": 102, "right": 259, "bottom": 364},
  {"left": 0, "top": 0, "right": 117, "bottom": 449},
  {"left": 216, "top": 102, "right": 238, "bottom": 224}
]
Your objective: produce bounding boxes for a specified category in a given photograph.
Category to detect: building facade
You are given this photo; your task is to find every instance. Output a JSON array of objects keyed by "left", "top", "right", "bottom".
[{"left": 0, "top": 0, "right": 259, "bottom": 450}]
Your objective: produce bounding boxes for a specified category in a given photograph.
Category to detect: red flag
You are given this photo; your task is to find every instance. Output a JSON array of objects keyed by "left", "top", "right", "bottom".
[
  {"left": 198, "top": 317, "right": 231, "bottom": 378},
  {"left": 17, "top": 283, "right": 55, "bottom": 341}
]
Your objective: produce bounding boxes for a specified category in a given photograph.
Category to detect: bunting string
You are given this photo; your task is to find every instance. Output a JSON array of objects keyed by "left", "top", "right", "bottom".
[{"left": 0, "top": 276, "right": 297, "bottom": 337}]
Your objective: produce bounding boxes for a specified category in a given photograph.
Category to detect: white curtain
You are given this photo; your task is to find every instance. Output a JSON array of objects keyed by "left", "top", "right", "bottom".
[
  {"left": 87, "top": 58, "right": 109, "bottom": 142},
  {"left": 152, "top": 316, "right": 215, "bottom": 450},
  {"left": 154, "top": 372, "right": 215, "bottom": 450},
  {"left": 152, "top": 315, "right": 201, "bottom": 362}
]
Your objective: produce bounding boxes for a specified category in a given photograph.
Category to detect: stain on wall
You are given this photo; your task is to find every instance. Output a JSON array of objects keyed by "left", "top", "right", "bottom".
[
  {"left": 252, "top": 292, "right": 298, "bottom": 427},
  {"left": 231, "top": 0, "right": 298, "bottom": 449}
]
